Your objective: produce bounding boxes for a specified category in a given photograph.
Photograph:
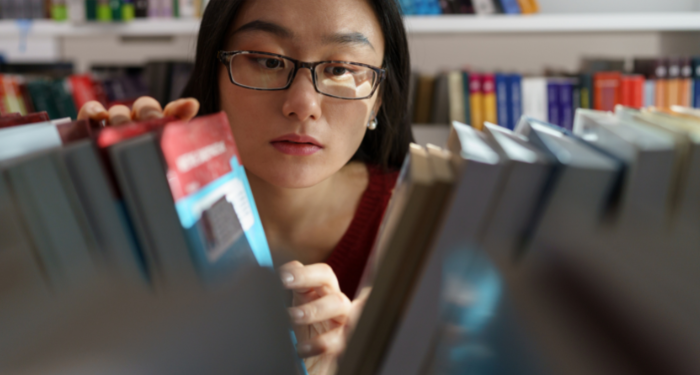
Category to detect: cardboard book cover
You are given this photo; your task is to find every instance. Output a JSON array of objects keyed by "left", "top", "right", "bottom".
[{"left": 159, "top": 112, "right": 273, "bottom": 283}]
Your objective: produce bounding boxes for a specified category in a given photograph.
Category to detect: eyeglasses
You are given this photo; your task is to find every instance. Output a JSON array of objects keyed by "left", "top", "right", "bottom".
[{"left": 217, "top": 50, "right": 386, "bottom": 100}]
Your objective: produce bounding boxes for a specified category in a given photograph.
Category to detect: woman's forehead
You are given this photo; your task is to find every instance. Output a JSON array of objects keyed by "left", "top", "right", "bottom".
[{"left": 230, "top": 0, "right": 385, "bottom": 54}]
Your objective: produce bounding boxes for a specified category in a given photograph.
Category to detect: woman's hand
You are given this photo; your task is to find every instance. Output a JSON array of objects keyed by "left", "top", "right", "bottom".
[
  {"left": 279, "top": 261, "right": 357, "bottom": 375},
  {"left": 76, "top": 96, "right": 200, "bottom": 125}
]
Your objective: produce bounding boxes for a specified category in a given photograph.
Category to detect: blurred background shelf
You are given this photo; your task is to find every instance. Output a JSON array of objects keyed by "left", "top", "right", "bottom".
[{"left": 5, "top": 13, "right": 700, "bottom": 37}]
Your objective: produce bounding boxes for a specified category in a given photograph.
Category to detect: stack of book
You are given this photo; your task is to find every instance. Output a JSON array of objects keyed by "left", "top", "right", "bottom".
[
  {"left": 0, "top": 0, "right": 211, "bottom": 22},
  {"left": 400, "top": 0, "right": 540, "bottom": 15},
  {"left": 0, "top": 61, "right": 192, "bottom": 119},
  {"left": 413, "top": 56, "right": 700, "bottom": 132},
  {"left": 341, "top": 105, "right": 700, "bottom": 374},
  {"left": 0, "top": 109, "right": 305, "bottom": 372}
]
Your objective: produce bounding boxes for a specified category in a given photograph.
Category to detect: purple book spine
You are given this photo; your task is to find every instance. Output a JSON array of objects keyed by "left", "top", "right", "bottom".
[
  {"left": 547, "top": 80, "right": 560, "bottom": 126},
  {"left": 559, "top": 81, "right": 574, "bottom": 131}
]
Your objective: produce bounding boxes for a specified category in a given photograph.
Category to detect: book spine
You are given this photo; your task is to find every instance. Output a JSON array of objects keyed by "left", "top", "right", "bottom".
[
  {"left": 121, "top": 0, "right": 134, "bottom": 20},
  {"left": 134, "top": 0, "right": 147, "bottom": 17},
  {"left": 666, "top": 58, "right": 681, "bottom": 108},
  {"left": 472, "top": 0, "right": 495, "bottom": 14},
  {"left": 495, "top": 73, "right": 508, "bottom": 127},
  {"left": 482, "top": 73, "right": 497, "bottom": 126},
  {"left": 679, "top": 57, "right": 693, "bottom": 107},
  {"left": 579, "top": 73, "right": 592, "bottom": 109},
  {"left": 593, "top": 72, "right": 620, "bottom": 111},
  {"left": 469, "top": 73, "right": 483, "bottom": 129},
  {"left": 694, "top": 57, "right": 700, "bottom": 108},
  {"left": 67, "top": 0, "right": 85, "bottom": 22},
  {"left": 644, "top": 79, "right": 656, "bottom": 108},
  {"left": 654, "top": 59, "right": 668, "bottom": 108},
  {"left": 462, "top": 71, "right": 471, "bottom": 126},
  {"left": 547, "top": 80, "right": 559, "bottom": 126},
  {"left": 85, "top": 0, "right": 97, "bottom": 20},
  {"left": 507, "top": 74, "right": 521, "bottom": 130},
  {"left": 51, "top": 0, "right": 68, "bottom": 21},
  {"left": 559, "top": 80, "right": 573, "bottom": 130},
  {"left": 499, "top": 0, "right": 521, "bottom": 14}
]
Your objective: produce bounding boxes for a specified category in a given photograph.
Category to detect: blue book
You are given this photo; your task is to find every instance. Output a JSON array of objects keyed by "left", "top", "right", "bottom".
[
  {"left": 507, "top": 74, "right": 522, "bottom": 130},
  {"left": 546, "top": 80, "right": 560, "bottom": 127},
  {"left": 498, "top": 0, "right": 521, "bottom": 14},
  {"left": 693, "top": 57, "right": 700, "bottom": 108},
  {"left": 414, "top": 0, "right": 442, "bottom": 15},
  {"left": 558, "top": 80, "right": 574, "bottom": 131},
  {"left": 398, "top": 0, "right": 415, "bottom": 15},
  {"left": 495, "top": 73, "right": 509, "bottom": 128}
]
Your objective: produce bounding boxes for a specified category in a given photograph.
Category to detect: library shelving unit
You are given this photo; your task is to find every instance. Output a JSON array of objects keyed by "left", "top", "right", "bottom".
[{"left": 1, "top": 12, "right": 700, "bottom": 71}]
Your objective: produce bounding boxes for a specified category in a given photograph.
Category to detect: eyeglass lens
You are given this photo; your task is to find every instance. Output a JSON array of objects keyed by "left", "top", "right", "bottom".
[{"left": 229, "top": 53, "right": 377, "bottom": 99}]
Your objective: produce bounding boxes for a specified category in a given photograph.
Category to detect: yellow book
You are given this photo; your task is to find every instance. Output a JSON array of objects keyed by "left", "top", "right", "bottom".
[
  {"left": 482, "top": 73, "right": 497, "bottom": 126},
  {"left": 517, "top": 0, "right": 539, "bottom": 14}
]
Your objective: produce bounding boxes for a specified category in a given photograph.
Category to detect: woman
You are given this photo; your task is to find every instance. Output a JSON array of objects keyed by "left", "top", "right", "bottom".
[{"left": 78, "top": 0, "right": 412, "bottom": 373}]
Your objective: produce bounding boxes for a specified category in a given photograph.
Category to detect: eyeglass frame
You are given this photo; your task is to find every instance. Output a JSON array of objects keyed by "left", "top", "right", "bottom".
[{"left": 217, "top": 50, "right": 387, "bottom": 100}]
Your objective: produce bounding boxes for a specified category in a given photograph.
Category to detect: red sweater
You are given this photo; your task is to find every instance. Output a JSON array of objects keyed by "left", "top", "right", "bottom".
[{"left": 326, "top": 165, "right": 399, "bottom": 299}]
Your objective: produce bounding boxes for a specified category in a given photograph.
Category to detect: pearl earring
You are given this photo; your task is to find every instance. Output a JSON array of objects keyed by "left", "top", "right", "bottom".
[{"left": 367, "top": 118, "right": 378, "bottom": 130}]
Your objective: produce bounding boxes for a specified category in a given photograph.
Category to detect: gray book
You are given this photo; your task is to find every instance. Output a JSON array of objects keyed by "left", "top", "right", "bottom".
[
  {"left": 430, "top": 73, "right": 450, "bottom": 125},
  {"left": 573, "top": 109, "right": 677, "bottom": 231},
  {"left": 62, "top": 140, "right": 145, "bottom": 284},
  {"left": 516, "top": 118, "right": 621, "bottom": 250},
  {"left": 378, "top": 123, "right": 506, "bottom": 375},
  {"left": 480, "top": 122, "right": 552, "bottom": 260},
  {"left": 108, "top": 133, "right": 199, "bottom": 292},
  {"left": 2, "top": 149, "right": 100, "bottom": 290}
]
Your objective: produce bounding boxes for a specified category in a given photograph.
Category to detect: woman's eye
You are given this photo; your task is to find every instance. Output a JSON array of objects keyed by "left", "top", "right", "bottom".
[
  {"left": 332, "top": 67, "right": 348, "bottom": 76},
  {"left": 325, "top": 65, "right": 354, "bottom": 77},
  {"left": 256, "top": 58, "right": 283, "bottom": 69}
]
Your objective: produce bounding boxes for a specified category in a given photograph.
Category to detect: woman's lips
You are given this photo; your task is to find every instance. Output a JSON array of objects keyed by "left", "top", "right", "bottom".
[{"left": 270, "top": 134, "right": 323, "bottom": 156}]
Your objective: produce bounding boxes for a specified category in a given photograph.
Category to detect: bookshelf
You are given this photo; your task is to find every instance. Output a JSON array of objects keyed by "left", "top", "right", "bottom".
[{"left": 2, "top": 13, "right": 700, "bottom": 71}]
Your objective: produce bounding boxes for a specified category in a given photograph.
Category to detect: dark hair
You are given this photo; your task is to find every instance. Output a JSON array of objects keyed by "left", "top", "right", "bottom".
[{"left": 181, "top": 0, "right": 413, "bottom": 170}]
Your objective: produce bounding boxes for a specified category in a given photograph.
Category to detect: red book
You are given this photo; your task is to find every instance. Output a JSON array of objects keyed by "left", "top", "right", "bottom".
[
  {"left": 0, "top": 113, "right": 21, "bottom": 119},
  {"left": 69, "top": 74, "right": 108, "bottom": 111},
  {"left": 594, "top": 72, "right": 622, "bottom": 111},
  {"left": 96, "top": 116, "right": 178, "bottom": 148},
  {"left": 620, "top": 75, "right": 644, "bottom": 109},
  {"left": 0, "top": 111, "right": 51, "bottom": 128}
]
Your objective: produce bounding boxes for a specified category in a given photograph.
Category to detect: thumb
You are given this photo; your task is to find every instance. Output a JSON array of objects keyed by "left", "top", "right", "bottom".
[{"left": 163, "top": 98, "right": 200, "bottom": 121}]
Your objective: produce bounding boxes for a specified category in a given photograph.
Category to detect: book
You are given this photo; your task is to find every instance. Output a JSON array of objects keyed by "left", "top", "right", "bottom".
[
  {"left": 522, "top": 77, "right": 547, "bottom": 123},
  {"left": 546, "top": 80, "right": 560, "bottom": 127},
  {"left": 482, "top": 73, "right": 497, "bottom": 126},
  {"left": 499, "top": 0, "right": 521, "bottom": 14},
  {"left": 516, "top": 0, "right": 538, "bottom": 13},
  {"left": 341, "top": 143, "right": 448, "bottom": 375},
  {"left": 413, "top": 74, "right": 435, "bottom": 124},
  {"left": 666, "top": 57, "right": 681, "bottom": 107},
  {"left": 654, "top": 59, "right": 669, "bottom": 108},
  {"left": 679, "top": 57, "right": 693, "bottom": 108},
  {"left": 2, "top": 149, "right": 100, "bottom": 289},
  {"left": 134, "top": 0, "right": 147, "bottom": 17},
  {"left": 469, "top": 73, "right": 484, "bottom": 129},
  {"left": 620, "top": 75, "right": 644, "bottom": 109},
  {"left": 495, "top": 73, "right": 509, "bottom": 129},
  {"left": 0, "top": 111, "right": 50, "bottom": 128},
  {"left": 430, "top": 73, "right": 449, "bottom": 124},
  {"left": 506, "top": 73, "right": 522, "bottom": 130},
  {"left": 693, "top": 57, "right": 700, "bottom": 108},
  {"left": 480, "top": 122, "right": 552, "bottom": 259},
  {"left": 462, "top": 71, "right": 471, "bottom": 127},
  {"left": 472, "top": 0, "right": 496, "bottom": 14},
  {"left": 558, "top": 79, "right": 574, "bottom": 130},
  {"left": 447, "top": 71, "right": 466, "bottom": 124},
  {"left": 593, "top": 72, "right": 621, "bottom": 112}
]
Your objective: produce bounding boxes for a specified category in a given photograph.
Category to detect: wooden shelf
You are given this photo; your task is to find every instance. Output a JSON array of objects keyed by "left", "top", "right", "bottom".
[{"left": 3, "top": 13, "right": 700, "bottom": 37}]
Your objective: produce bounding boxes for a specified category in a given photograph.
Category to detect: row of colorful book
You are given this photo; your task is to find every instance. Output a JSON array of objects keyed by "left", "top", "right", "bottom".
[
  {"left": 0, "top": 61, "right": 192, "bottom": 120},
  {"left": 343, "top": 105, "right": 700, "bottom": 374},
  {"left": 414, "top": 56, "right": 700, "bottom": 132},
  {"left": 399, "top": 0, "right": 540, "bottom": 15},
  {"left": 2, "top": 103, "right": 699, "bottom": 372},
  {"left": 0, "top": 0, "right": 210, "bottom": 22},
  {"left": 0, "top": 109, "right": 308, "bottom": 373}
]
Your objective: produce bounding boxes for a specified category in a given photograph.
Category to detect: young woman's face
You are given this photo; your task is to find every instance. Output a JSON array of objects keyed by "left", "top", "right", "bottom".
[{"left": 219, "top": 0, "right": 385, "bottom": 189}]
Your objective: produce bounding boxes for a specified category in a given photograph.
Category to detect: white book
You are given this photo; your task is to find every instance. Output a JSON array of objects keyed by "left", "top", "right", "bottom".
[{"left": 521, "top": 77, "right": 548, "bottom": 123}]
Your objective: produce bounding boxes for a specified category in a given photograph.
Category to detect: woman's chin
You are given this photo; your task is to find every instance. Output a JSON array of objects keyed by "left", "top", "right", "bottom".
[{"left": 249, "top": 162, "right": 337, "bottom": 190}]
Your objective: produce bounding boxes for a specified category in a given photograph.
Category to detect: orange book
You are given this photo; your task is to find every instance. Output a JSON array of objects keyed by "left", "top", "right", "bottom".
[
  {"left": 666, "top": 58, "right": 681, "bottom": 107},
  {"left": 481, "top": 73, "right": 497, "bottom": 126},
  {"left": 593, "top": 72, "right": 621, "bottom": 111},
  {"left": 654, "top": 59, "right": 668, "bottom": 108},
  {"left": 0, "top": 75, "right": 27, "bottom": 116},
  {"left": 517, "top": 0, "right": 539, "bottom": 13},
  {"left": 469, "top": 73, "right": 484, "bottom": 130}
]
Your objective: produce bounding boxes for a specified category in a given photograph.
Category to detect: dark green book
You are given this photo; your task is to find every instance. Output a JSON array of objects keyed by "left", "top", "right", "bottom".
[
  {"left": 26, "top": 80, "right": 61, "bottom": 120},
  {"left": 86, "top": 0, "right": 97, "bottom": 20},
  {"left": 50, "top": 79, "right": 78, "bottom": 120}
]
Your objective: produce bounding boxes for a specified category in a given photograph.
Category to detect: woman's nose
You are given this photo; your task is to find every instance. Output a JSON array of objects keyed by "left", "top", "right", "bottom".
[{"left": 281, "top": 68, "right": 322, "bottom": 123}]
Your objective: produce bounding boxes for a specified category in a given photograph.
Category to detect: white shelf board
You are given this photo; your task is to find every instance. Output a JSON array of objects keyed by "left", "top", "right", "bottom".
[{"left": 3, "top": 13, "right": 700, "bottom": 37}]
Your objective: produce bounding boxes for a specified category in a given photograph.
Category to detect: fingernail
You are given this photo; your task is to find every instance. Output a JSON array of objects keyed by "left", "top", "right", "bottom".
[
  {"left": 140, "top": 108, "right": 163, "bottom": 120},
  {"left": 289, "top": 307, "right": 304, "bottom": 320},
  {"left": 297, "top": 343, "right": 313, "bottom": 355},
  {"left": 280, "top": 272, "right": 294, "bottom": 285},
  {"left": 87, "top": 102, "right": 106, "bottom": 116}
]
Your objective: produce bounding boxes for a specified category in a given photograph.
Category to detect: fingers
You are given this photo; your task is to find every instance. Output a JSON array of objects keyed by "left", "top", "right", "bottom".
[
  {"left": 288, "top": 292, "right": 351, "bottom": 326},
  {"left": 297, "top": 327, "right": 346, "bottom": 358},
  {"left": 163, "top": 98, "right": 200, "bottom": 121},
  {"left": 77, "top": 101, "right": 109, "bottom": 122},
  {"left": 108, "top": 105, "right": 132, "bottom": 126},
  {"left": 131, "top": 96, "right": 164, "bottom": 121},
  {"left": 279, "top": 262, "right": 340, "bottom": 294}
]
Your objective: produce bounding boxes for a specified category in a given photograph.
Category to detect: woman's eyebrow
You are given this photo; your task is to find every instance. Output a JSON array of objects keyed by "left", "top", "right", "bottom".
[
  {"left": 232, "top": 20, "right": 294, "bottom": 39},
  {"left": 322, "top": 32, "right": 375, "bottom": 51}
]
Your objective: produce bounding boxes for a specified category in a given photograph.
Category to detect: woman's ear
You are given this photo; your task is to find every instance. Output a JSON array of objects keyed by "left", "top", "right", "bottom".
[{"left": 371, "top": 97, "right": 383, "bottom": 119}]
